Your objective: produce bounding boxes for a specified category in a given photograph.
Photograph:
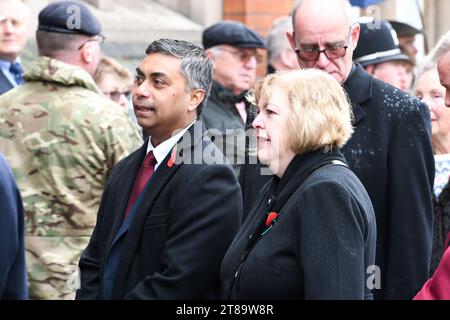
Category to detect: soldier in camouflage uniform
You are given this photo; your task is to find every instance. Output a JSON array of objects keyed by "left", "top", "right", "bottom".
[{"left": 0, "top": 1, "right": 142, "bottom": 299}]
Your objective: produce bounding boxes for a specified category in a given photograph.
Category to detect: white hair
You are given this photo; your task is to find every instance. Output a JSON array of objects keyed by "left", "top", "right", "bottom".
[
  {"left": 430, "top": 31, "right": 450, "bottom": 64},
  {"left": 267, "top": 16, "right": 293, "bottom": 64}
]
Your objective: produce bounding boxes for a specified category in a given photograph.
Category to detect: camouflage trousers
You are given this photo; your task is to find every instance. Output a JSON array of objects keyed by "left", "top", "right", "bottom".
[{"left": 26, "top": 236, "right": 88, "bottom": 300}]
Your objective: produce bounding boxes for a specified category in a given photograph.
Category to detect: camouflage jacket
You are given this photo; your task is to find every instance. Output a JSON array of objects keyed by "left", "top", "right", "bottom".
[{"left": 0, "top": 57, "right": 142, "bottom": 300}]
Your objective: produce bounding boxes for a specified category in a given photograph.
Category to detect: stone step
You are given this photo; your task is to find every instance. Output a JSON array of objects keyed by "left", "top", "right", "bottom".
[{"left": 25, "top": 0, "right": 203, "bottom": 66}]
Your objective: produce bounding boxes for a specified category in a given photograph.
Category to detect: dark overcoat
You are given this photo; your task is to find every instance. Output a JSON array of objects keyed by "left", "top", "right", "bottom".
[
  {"left": 342, "top": 63, "right": 435, "bottom": 299},
  {"left": 76, "top": 122, "right": 242, "bottom": 299},
  {"left": 221, "top": 149, "right": 377, "bottom": 299}
]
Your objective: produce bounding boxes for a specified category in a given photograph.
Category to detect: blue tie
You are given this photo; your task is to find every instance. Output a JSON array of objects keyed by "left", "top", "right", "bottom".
[{"left": 9, "top": 62, "right": 24, "bottom": 85}]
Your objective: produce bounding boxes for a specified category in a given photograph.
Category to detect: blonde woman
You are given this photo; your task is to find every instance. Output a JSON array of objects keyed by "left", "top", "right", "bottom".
[
  {"left": 94, "top": 56, "right": 134, "bottom": 108},
  {"left": 220, "top": 69, "right": 376, "bottom": 300}
]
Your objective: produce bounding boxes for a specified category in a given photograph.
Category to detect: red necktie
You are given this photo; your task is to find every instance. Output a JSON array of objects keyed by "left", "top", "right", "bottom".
[{"left": 124, "top": 151, "right": 157, "bottom": 219}]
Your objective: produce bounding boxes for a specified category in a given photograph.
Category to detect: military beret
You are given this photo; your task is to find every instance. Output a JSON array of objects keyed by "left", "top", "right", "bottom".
[
  {"left": 202, "top": 21, "right": 266, "bottom": 50},
  {"left": 388, "top": 20, "right": 422, "bottom": 37},
  {"left": 38, "top": 1, "right": 102, "bottom": 36}
]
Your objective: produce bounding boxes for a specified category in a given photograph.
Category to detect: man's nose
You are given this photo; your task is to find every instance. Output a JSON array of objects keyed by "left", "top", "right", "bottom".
[
  {"left": 315, "top": 51, "right": 330, "bottom": 68},
  {"left": 1, "top": 19, "right": 14, "bottom": 33},
  {"left": 244, "top": 55, "right": 258, "bottom": 69},
  {"left": 445, "top": 90, "right": 450, "bottom": 108},
  {"left": 134, "top": 82, "right": 151, "bottom": 98}
]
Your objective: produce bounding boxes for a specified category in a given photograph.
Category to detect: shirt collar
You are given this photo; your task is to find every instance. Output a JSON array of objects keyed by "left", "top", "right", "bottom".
[
  {"left": 146, "top": 120, "right": 195, "bottom": 170},
  {"left": 0, "top": 58, "right": 21, "bottom": 70}
]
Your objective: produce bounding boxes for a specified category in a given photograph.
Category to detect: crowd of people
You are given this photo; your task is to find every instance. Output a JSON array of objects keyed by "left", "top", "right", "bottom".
[{"left": 0, "top": 0, "right": 449, "bottom": 300}]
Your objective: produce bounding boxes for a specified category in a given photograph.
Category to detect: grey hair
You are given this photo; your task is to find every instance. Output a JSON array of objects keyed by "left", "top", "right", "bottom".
[
  {"left": 413, "top": 56, "right": 437, "bottom": 90},
  {"left": 145, "top": 38, "right": 213, "bottom": 116},
  {"left": 292, "top": 0, "right": 353, "bottom": 29},
  {"left": 429, "top": 31, "right": 450, "bottom": 65},
  {"left": 267, "top": 16, "right": 293, "bottom": 65}
]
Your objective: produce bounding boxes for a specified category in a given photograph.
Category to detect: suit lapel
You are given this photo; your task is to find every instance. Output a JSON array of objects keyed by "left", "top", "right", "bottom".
[
  {"left": 0, "top": 70, "right": 14, "bottom": 95},
  {"left": 111, "top": 122, "right": 204, "bottom": 298},
  {"left": 105, "top": 144, "right": 147, "bottom": 255}
]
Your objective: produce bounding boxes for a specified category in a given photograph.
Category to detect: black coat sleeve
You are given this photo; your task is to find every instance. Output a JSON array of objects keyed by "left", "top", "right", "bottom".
[
  {"left": 0, "top": 155, "right": 27, "bottom": 300},
  {"left": 297, "top": 179, "right": 375, "bottom": 299},
  {"left": 385, "top": 102, "right": 434, "bottom": 299}
]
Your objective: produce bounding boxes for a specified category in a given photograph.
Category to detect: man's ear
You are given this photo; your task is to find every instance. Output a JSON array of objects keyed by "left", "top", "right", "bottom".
[
  {"left": 205, "top": 48, "right": 214, "bottom": 60},
  {"left": 287, "top": 31, "right": 296, "bottom": 50},
  {"left": 188, "top": 89, "right": 206, "bottom": 112},
  {"left": 365, "top": 64, "right": 375, "bottom": 75},
  {"left": 351, "top": 23, "right": 361, "bottom": 51},
  {"left": 80, "top": 42, "right": 94, "bottom": 64}
]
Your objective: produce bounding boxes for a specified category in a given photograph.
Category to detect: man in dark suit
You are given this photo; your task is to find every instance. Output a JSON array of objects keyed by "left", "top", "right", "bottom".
[
  {"left": 288, "top": 0, "right": 434, "bottom": 299},
  {"left": 0, "top": 153, "right": 27, "bottom": 299},
  {"left": 0, "top": 0, "right": 30, "bottom": 95},
  {"left": 76, "top": 39, "right": 242, "bottom": 300}
]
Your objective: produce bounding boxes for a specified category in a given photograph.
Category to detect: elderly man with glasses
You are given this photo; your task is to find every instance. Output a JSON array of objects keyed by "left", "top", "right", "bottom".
[
  {"left": 201, "top": 21, "right": 269, "bottom": 219},
  {"left": 287, "top": 0, "right": 434, "bottom": 300},
  {"left": 0, "top": 1, "right": 142, "bottom": 299}
]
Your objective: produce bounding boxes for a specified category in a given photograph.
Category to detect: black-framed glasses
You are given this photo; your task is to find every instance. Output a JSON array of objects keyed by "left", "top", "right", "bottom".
[
  {"left": 293, "top": 27, "right": 352, "bottom": 62},
  {"left": 216, "top": 47, "right": 263, "bottom": 63},
  {"left": 78, "top": 35, "right": 106, "bottom": 50},
  {"left": 294, "top": 45, "right": 349, "bottom": 62}
]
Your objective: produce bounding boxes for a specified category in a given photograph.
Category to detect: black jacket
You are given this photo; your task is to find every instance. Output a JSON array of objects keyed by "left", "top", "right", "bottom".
[
  {"left": 221, "top": 149, "right": 377, "bottom": 299},
  {"left": 201, "top": 81, "right": 271, "bottom": 220},
  {"left": 76, "top": 122, "right": 242, "bottom": 299},
  {"left": 431, "top": 181, "right": 450, "bottom": 274},
  {"left": 342, "top": 63, "right": 434, "bottom": 299}
]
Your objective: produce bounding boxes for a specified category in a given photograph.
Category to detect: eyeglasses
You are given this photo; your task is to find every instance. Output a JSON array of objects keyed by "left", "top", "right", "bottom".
[
  {"left": 216, "top": 47, "right": 263, "bottom": 63},
  {"left": 104, "top": 90, "right": 131, "bottom": 102},
  {"left": 78, "top": 35, "right": 106, "bottom": 50},
  {"left": 293, "top": 28, "right": 352, "bottom": 62},
  {"left": 294, "top": 45, "right": 349, "bottom": 62}
]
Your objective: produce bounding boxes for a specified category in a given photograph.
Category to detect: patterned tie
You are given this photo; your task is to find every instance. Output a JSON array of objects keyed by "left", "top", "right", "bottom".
[
  {"left": 9, "top": 62, "right": 24, "bottom": 85},
  {"left": 124, "top": 151, "right": 157, "bottom": 220}
]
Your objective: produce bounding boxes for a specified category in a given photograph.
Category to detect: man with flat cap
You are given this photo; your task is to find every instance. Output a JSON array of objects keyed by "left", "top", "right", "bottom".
[
  {"left": 201, "top": 21, "right": 269, "bottom": 219},
  {"left": 353, "top": 18, "right": 414, "bottom": 92},
  {"left": 0, "top": 1, "right": 142, "bottom": 299},
  {"left": 389, "top": 20, "right": 422, "bottom": 65}
]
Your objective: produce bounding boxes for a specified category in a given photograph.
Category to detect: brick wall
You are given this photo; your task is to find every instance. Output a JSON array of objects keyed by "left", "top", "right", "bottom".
[
  {"left": 223, "top": 0, "right": 295, "bottom": 76},
  {"left": 224, "top": 0, "right": 294, "bottom": 36}
]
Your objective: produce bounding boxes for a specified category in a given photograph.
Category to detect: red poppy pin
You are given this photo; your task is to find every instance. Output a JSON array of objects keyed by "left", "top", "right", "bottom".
[
  {"left": 167, "top": 146, "right": 177, "bottom": 168},
  {"left": 266, "top": 211, "right": 279, "bottom": 226}
]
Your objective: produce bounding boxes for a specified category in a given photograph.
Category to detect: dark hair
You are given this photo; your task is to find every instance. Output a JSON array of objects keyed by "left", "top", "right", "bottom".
[
  {"left": 146, "top": 39, "right": 213, "bottom": 116},
  {"left": 36, "top": 30, "right": 87, "bottom": 58}
]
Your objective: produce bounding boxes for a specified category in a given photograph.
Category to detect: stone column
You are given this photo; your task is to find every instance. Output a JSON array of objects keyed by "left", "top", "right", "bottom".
[{"left": 424, "top": 0, "right": 450, "bottom": 50}]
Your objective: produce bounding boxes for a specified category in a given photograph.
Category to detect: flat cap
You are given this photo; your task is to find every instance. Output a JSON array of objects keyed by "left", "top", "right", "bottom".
[
  {"left": 388, "top": 20, "right": 422, "bottom": 37},
  {"left": 202, "top": 20, "right": 266, "bottom": 50},
  {"left": 38, "top": 1, "right": 102, "bottom": 36}
]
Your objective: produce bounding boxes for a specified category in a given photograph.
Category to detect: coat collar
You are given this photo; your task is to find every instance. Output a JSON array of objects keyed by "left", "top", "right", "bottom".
[
  {"left": 343, "top": 63, "right": 374, "bottom": 126},
  {"left": 210, "top": 80, "right": 247, "bottom": 104},
  {"left": 270, "top": 148, "right": 347, "bottom": 209}
]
